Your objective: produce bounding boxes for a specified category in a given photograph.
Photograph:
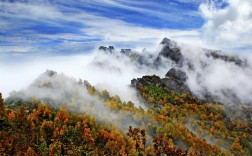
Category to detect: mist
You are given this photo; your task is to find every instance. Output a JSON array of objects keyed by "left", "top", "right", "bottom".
[
  {"left": 6, "top": 69, "right": 144, "bottom": 133},
  {"left": 87, "top": 41, "right": 252, "bottom": 106},
  {"left": 2, "top": 39, "right": 252, "bottom": 107},
  {"left": 178, "top": 43, "right": 252, "bottom": 105}
]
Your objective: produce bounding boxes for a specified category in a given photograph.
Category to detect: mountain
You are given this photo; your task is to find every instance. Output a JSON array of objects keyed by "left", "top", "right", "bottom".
[
  {"left": 1, "top": 38, "right": 252, "bottom": 155},
  {"left": 93, "top": 38, "right": 251, "bottom": 105},
  {"left": 5, "top": 70, "right": 88, "bottom": 107}
]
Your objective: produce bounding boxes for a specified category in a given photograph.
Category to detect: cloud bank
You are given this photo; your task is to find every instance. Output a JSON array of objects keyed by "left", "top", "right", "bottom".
[
  {"left": 200, "top": 0, "right": 252, "bottom": 52},
  {"left": 6, "top": 69, "right": 140, "bottom": 132}
]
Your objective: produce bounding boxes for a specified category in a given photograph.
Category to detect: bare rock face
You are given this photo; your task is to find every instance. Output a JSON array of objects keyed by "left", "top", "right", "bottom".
[
  {"left": 131, "top": 74, "right": 190, "bottom": 94},
  {"left": 165, "top": 68, "right": 187, "bottom": 82},
  {"left": 98, "top": 46, "right": 115, "bottom": 53},
  {"left": 159, "top": 38, "right": 184, "bottom": 65},
  {"left": 205, "top": 51, "right": 247, "bottom": 67}
]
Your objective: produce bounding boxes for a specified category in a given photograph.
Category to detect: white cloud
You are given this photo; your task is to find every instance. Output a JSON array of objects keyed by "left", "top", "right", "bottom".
[
  {"left": 0, "top": 54, "right": 94, "bottom": 98},
  {"left": 200, "top": 0, "right": 252, "bottom": 51},
  {"left": 0, "top": 1, "right": 61, "bottom": 20},
  {"left": 0, "top": 0, "right": 204, "bottom": 55},
  {"left": 0, "top": 46, "right": 32, "bottom": 53}
]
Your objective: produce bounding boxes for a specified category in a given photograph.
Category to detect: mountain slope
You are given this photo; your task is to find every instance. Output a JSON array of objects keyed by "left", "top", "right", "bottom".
[
  {"left": 1, "top": 38, "right": 252, "bottom": 155},
  {"left": 1, "top": 69, "right": 252, "bottom": 155}
]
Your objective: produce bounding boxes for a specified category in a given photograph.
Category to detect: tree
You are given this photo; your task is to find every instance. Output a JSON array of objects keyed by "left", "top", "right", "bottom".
[
  {"left": 153, "top": 135, "right": 190, "bottom": 156},
  {"left": 127, "top": 126, "right": 146, "bottom": 156},
  {"left": 231, "top": 137, "right": 243, "bottom": 152}
]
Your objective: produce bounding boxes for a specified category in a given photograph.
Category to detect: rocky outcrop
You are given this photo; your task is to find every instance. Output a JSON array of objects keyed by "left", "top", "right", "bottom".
[
  {"left": 96, "top": 38, "right": 249, "bottom": 104},
  {"left": 98, "top": 46, "right": 115, "bottom": 53},
  {"left": 165, "top": 68, "right": 187, "bottom": 82},
  {"left": 158, "top": 38, "right": 184, "bottom": 66},
  {"left": 131, "top": 71, "right": 190, "bottom": 94},
  {"left": 205, "top": 51, "right": 247, "bottom": 67}
]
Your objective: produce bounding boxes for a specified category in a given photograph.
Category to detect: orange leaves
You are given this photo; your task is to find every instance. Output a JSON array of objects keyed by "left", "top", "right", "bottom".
[
  {"left": 43, "top": 107, "right": 52, "bottom": 118},
  {"left": 209, "top": 127, "right": 215, "bottom": 133},
  {"left": 41, "top": 120, "right": 53, "bottom": 130},
  {"left": 214, "top": 121, "right": 221, "bottom": 128},
  {"left": 53, "top": 125, "right": 67, "bottom": 137},
  {"left": 242, "top": 133, "right": 247, "bottom": 139},
  {"left": 98, "top": 129, "right": 110, "bottom": 140},
  {"left": 59, "top": 127, "right": 65, "bottom": 136},
  {"left": 55, "top": 108, "right": 70, "bottom": 124},
  {"left": 157, "top": 115, "right": 167, "bottom": 122},
  {"left": 209, "top": 113, "right": 214, "bottom": 119},
  {"left": 83, "top": 128, "right": 94, "bottom": 144},
  {"left": 186, "top": 132, "right": 193, "bottom": 140},
  {"left": 188, "top": 104, "right": 197, "bottom": 110},
  {"left": 231, "top": 137, "right": 243, "bottom": 152},
  {"left": 82, "top": 116, "right": 89, "bottom": 126},
  {"left": 171, "top": 106, "right": 177, "bottom": 113},
  {"left": 8, "top": 111, "right": 15, "bottom": 119},
  {"left": 26, "top": 147, "right": 36, "bottom": 155},
  {"left": 28, "top": 104, "right": 52, "bottom": 123},
  {"left": 119, "top": 147, "right": 127, "bottom": 156},
  {"left": 29, "top": 109, "right": 39, "bottom": 123},
  {"left": 178, "top": 124, "right": 186, "bottom": 132},
  {"left": 105, "top": 140, "right": 119, "bottom": 150}
]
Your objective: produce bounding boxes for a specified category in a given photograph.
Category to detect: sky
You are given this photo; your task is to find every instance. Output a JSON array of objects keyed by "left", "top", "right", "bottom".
[
  {"left": 0, "top": 0, "right": 251, "bottom": 58},
  {"left": 0, "top": 0, "right": 252, "bottom": 97}
]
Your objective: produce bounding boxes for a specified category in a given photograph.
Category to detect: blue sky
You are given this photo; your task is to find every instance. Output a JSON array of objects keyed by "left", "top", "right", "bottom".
[{"left": 0, "top": 0, "right": 251, "bottom": 59}]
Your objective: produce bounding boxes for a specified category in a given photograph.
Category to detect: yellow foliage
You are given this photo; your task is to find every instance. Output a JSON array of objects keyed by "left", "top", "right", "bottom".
[{"left": 231, "top": 138, "right": 243, "bottom": 152}]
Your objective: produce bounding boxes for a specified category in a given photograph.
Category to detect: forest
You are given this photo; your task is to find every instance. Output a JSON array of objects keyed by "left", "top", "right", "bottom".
[{"left": 0, "top": 74, "right": 251, "bottom": 156}]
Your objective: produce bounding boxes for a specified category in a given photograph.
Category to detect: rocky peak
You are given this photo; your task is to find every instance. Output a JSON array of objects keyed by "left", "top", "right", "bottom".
[
  {"left": 159, "top": 38, "right": 184, "bottom": 65},
  {"left": 206, "top": 51, "right": 247, "bottom": 67},
  {"left": 165, "top": 68, "right": 187, "bottom": 82},
  {"left": 160, "top": 38, "right": 172, "bottom": 45},
  {"left": 98, "top": 46, "right": 115, "bottom": 53}
]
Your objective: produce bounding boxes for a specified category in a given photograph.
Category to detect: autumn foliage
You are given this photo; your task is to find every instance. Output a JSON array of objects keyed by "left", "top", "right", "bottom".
[{"left": 0, "top": 77, "right": 252, "bottom": 155}]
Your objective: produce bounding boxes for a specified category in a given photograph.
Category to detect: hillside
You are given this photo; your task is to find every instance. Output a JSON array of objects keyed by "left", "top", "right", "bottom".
[
  {"left": 1, "top": 38, "right": 252, "bottom": 155},
  {"left": 1, "top": 72, "right": 252, "bottom": 155}
]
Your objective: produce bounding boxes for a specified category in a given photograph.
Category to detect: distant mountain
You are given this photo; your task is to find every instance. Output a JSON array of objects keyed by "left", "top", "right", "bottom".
[
  {"left": 5, "top": 70, "right": 88, "bottom": 107},
  {"left": 96, "top": 38, "right": 247, "bottom": 69},
  {"left": 92, "top": 38, "right": 251, "bottom": 105}
]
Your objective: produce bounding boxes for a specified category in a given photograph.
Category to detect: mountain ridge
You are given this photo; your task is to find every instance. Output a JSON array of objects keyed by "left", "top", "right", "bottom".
[{"left": 95, "top": 38, "right": 250, "bottom": 105}]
